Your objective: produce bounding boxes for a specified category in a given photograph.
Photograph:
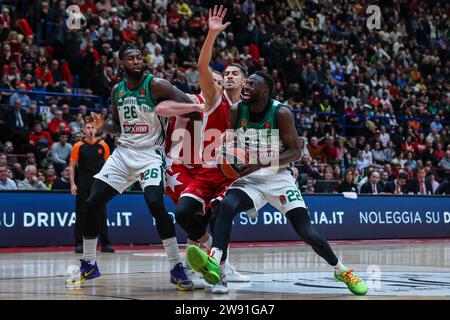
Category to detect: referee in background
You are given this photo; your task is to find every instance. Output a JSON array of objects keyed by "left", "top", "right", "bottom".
[{"left": 69, "top": 121, "right": 115, "bottom": 253}]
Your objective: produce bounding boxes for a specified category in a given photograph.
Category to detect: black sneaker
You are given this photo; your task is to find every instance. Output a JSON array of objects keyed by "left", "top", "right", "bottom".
[
  {"left": 75, "top": 245, "right": 83, "bottom": 254},
  {"left": 100, "top": 245, "right": 115, "bottom": 253}
]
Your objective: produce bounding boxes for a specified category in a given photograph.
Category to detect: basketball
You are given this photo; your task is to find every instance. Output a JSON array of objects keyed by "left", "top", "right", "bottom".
[{"left": 217, "top": 146, "right": 249, "bottom": 179}]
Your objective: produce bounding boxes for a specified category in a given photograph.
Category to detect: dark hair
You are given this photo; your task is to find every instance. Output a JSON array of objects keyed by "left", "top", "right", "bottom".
[
  {"left": 118, "top": 43, "right": 144, "bottom": 60},
  {"left": 254, "top": 71, "right": 274, "bottom": 93},
  {"left": 226, "top": 63, "right": 248, "bottom": 77},
  {"left": 398, "top": 172, "right": 408, "bottom": 180}
]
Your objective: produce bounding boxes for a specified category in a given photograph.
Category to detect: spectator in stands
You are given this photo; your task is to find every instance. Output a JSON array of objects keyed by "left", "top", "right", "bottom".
[
  {"left": 300, "top": 177, "right": 315, "bottom": 194},
  {"left": 28, "top": 121, "right": 53, "bottom": 162},
  {"left": 0, "top": 164, "right": 17, "bottom": 190},
  {"left": 372, "top": 141, "right": 386, "bottom": 165},
  {"left": 37, "top": 169, "right": 46, "bottom": 184},
  {"left": 314, "top": 167, "right": 338, "bottom": 193},
  {"left": 428, "top": 172, "right": 440, "bottom": 194},
  {"left": 48, "top": 110, "right": 71, "bottom": 138},
  {"left": 51, "top": 133, "right": 72, "bottom": 175},
  {"left": 45, "top": 164, "right": 57, "bottom": 188},
  {"left": 356, "top": 149, "right": 370, "bottom": 171},
  {"left": 35, "top": 62, "right": 53, "bottom": 89},
  {"left": 17, "top": 165, "right": 48, "bottom": 190},
  {"left": 9, "top": 83, "right": 31, "bottom": 108},
  {"left": 345, "top": 137, "right": 358, "bottom": 159},
  {"left": 383, "top": 140, "right": 396, "bottom": 163},
  {"left": 360, "top": 171, "right": 384, "bottom": 194},
  {"left": 307, "top": 136, "right": 324, "bottom": 162},
  {"left": 435, "top": 173, "right": 450, "bottom": 195},
  {"left": 61, "top": 104, "right": 74, "bottom": 123},
  {"left": 438, "top": 150, "right": 450, "bottom": 171},
  {"left": 52, "top": 166, "right": 70, "bottom": 190},
  {"left": 0, "top": 153, "right": 7, "bottom": 167},
  {"left": 69, "top": 113, "right": 84, "bottom": 133},
  {"left": 407, "top": 166, "right": 433, "bottom": 195},
  {"left": 384, "top": 172, "right": 408, "bottom": 195},
  {"left": 336, "top": 170, "right": 357, "bottom": 193}
]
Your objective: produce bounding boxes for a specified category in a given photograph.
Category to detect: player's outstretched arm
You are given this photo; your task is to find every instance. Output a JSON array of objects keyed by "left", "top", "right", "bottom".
[
  {"left": 155, "top": 100, "right": 204, "bottom": 117},
  {"left": 198, "top": 5, "right": 230, "bottom": 111}
]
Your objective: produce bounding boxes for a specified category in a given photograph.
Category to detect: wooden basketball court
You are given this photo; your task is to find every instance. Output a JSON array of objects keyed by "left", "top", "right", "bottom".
[{"left": 1, "top": 239, "right": 449, "bottom": 300}]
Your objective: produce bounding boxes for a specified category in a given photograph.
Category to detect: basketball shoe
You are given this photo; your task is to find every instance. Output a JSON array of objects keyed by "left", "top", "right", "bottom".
[
  {"left": 225, "top": 262, "right": 250, "bottom": 282},
  {"left": 170, "top": 262, "right": 194, "bottom": 291},
  {"left": 185, "top": 264, "right": 207, "bottom": 289},
  {"left": 186, "top": 245, "right": 221, "bottom": 285},
  {"left": 334, "top": 268, "right": 368, "bottom": 295},
  {"left": 65, "top": 259, "right": 100, "bottom": 287},
  {"left": 211, "top": 274, "right": 229, "bottom": 294}
]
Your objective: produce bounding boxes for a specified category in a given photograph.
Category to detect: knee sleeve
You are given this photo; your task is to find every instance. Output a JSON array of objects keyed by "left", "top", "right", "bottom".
[{"left": 175, "top": 196, "right": 207, "bottom": 241}]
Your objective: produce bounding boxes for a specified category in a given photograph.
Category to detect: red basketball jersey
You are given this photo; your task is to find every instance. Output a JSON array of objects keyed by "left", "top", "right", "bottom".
[{"left": 200, "top": 92, "right": 235, "bottom": 167}]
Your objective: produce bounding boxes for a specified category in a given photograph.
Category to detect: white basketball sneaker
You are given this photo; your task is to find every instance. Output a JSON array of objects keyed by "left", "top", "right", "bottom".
[
  {"left": 211, "top": 275, "right": 229, "bottom": 294},
  {"left": 225, "top": 262, "right": 250, "bottom": 282},
  {"left": 185, "top": 265, "right": 207, "bottom": 289}
]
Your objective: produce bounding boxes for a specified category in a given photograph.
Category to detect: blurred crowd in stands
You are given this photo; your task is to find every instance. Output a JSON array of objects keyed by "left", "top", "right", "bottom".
[{"left": 0, "top": 0, "right": 449, "bottom": 194}]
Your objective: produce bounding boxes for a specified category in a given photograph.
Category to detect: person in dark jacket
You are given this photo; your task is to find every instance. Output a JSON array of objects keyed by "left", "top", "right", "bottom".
[
  {"left": 406, "top": 166, "right": 433, "bottom": 195},
  {"left": 337, "top": 170, "right": 357, "bottom": 193},
  {"left": 360, "top": 171, "right": 384, "bottom": 194}
]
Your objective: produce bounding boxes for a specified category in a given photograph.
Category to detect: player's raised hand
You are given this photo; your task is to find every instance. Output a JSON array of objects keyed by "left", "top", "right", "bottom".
[
  {"left": 86, "top": 112, "right": 105, "bottom": 129},
  {"left": 208, "top": 5, "right": 231, "bottom": 34}
]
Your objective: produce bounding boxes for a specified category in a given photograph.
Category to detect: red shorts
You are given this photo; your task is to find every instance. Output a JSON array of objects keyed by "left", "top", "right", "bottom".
[
  {"left": 165, "top": 164, "right": 195, "bottom": 205},
  {"left": 180, "top": 167, "right": 233, "bottom": 213}
]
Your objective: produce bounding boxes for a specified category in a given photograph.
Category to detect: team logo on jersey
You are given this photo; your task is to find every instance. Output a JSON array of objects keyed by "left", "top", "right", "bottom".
[
  {"left": 122, "top": 123, "right": 149, "bottom": 134},
  {"left": 140, "top": 88, "right": 146, "bottom": 96},
  {"left": 279, "top": 195, "right": 286, "bottom": 205}
]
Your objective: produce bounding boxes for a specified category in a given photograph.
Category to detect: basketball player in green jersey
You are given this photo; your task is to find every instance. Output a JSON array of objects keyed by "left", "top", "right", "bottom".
[
  {"left": 66, "top": 44, "right": 202, "bottom": 290},
  {"left": 187, "top": 71, "right": 368, "bottom": 295}
]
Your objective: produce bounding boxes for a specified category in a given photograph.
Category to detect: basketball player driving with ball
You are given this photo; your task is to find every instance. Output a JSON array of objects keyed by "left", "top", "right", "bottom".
[{"left": 187, "top": 71, "right": 369, "bottom": 296}]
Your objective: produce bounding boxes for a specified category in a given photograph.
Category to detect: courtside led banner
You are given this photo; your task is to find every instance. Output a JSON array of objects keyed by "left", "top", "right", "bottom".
[{"left": 0, "top": 191, "right": 449, "bottom": 246}]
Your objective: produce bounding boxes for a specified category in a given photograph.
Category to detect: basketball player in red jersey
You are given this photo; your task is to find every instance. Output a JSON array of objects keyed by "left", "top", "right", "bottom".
[{"left": 158, "top": 6, "right": 248, "bottom": 293}]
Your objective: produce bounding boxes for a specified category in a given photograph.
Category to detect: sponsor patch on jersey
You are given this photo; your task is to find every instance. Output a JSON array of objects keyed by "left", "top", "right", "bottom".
[
  {"left": 279, "top": 195, "right": 286, "bottom": 205},
  {"left": 122, "top": 123, "right": 149, "bottom": 134},
  {"left": 119, "top": 91, "right": 124, "bottom": 97},
  {"left": 140, "top": 88, "right": 146, "bottom": 96}
]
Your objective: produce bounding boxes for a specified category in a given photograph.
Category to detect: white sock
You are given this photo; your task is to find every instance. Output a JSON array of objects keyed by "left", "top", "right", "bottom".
[
  {"left": 210, "top": 247, "right": 223, "bottom": 264},
  {"left": 185, "top": 239, "right": 199, "bottom": 267},
  {"left": 201, "top": 234, "right": 212, "bottom": 251},
  {"left": 162, "top": 237, "right": 182, "bottom": 269},
  {"left": 334, "top": 260, "right": 347, "bottom": 274},
  {"left": 82, "top": 238, "right": 97, "bottom": 263},
  {"left": 225, "top": 246, "right": 231, "bottom": 265}
]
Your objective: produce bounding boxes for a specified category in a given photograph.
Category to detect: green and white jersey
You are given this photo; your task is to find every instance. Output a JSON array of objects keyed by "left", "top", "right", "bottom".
[
  {"left": 235, "top": 99, "right": 287, "bottom": 176},
  {"left": 114, "top": 74, "right": 168, "bottom": 148}
]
